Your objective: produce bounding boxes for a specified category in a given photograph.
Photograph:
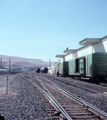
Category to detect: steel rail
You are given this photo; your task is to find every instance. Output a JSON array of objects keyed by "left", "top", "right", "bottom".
[
  {"left": 40, "top": 76, "right": 107, "bottom": 120},
  {"left": 21, "top": 75, "right": 73, "bottom": 120},
  {"left": 40, "top": 82, "right": 72, "bottom": 120}
]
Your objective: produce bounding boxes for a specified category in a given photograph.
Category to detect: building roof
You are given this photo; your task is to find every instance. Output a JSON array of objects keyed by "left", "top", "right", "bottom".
[
  {"left": 64, "top": 49, "right": 77, "bottom": 53},
  {"left": 79, "top": 38, "right": 101, "bottom": 45},
  {"left": 56, "top": 35, "right": 107, "bottom": 58},
  {"left": 56, "top": 54, "right": 65, "bottom": 58}
]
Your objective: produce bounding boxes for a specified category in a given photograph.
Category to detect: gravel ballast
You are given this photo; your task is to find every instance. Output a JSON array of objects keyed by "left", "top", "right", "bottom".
[
  {"left": 43, "top": 74, "right": 107, "bottom": 112},
  {"left": 1, "top": 72, "right": 107, "bottom": 120},
  {"left": 0, "top": 74, "right": 50, "bottom": 120}
]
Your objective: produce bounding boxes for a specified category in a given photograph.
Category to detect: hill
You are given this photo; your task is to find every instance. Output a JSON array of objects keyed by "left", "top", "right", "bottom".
[{"left": 0, "top": 55, "right": 55, "bottom": 67}]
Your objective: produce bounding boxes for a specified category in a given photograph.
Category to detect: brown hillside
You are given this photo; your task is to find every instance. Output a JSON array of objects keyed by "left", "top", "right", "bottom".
[{"left": 4, "top": 61, "right": 42, "bottom": 67}]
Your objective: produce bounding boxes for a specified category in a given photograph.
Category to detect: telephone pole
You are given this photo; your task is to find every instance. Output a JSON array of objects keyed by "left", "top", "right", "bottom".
[
  {"left": 48, "top": 59, "right": 51, "bottom": 68},
  {"left": 9, "top": 58, "right": 11, "bottom": 73},
  {"left": 1, "top": 58, "right": 2, "bottom": 69}
]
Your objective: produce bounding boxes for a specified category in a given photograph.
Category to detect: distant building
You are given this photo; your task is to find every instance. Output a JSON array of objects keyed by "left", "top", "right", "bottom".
[
  {"left": 48, "top": 65, "right": 55, "bottom": 74},
  {"left": 0, "top": 69, "right": 9, "bottom": 74}
]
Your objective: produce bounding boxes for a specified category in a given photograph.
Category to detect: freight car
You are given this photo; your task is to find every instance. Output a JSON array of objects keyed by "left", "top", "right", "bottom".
[
  {"left": 36, "top": 68, "right": 40, "bottom": 73},
  {"left": 55, "top": 53, "right": 107, "bottom": 82},
  {"left": 55, "top": 61, "right": 68, "bottom": 77},
  {"left": 0, "top": 69, "right": 8, "bottom": 74},
  {"left": 41, "top": 67, "right": 48, "bottom": 73}
]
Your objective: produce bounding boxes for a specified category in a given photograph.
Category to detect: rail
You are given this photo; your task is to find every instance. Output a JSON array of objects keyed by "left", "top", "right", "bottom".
[
  {"left": 40, "top": 76, "right": 107, "bottom": 120},
  {"left": 21, "top": 75, "right": 73, "bottom": 120}
]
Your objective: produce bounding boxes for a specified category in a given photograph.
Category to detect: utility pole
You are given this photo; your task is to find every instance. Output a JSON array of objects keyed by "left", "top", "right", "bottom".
[
  {"left": 9, "top": 58, "right": 11, "bottom": 73},
  {"left": 1, "top": 57, "right": 2, "bottom": 69},
  {"left": 6, "top": 76, "right": 8, "bottom": 94},
  {"left": 50, "top": 59, "right": 51, "bottom": 68},
  {"left": 48, "top": 59, "right": 51, "bottom": 68}
]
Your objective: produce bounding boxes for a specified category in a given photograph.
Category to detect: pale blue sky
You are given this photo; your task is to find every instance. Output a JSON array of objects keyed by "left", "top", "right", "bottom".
[{"left": 0, "top": 0, "right": 107, "bottom": 62}]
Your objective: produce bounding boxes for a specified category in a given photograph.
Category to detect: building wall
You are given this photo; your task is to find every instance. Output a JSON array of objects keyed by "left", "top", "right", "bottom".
[
  {"left": 77, "top": 46, "right": 92, "bottom": 57},
  {"left": 65, "top": 54, "right": 72, "bottom": 61},
  {"left": 65, "top": 36, "right": 107, "bottom": 61},
  {"left": 60, "top": 58, "right": 63, "bottom": 62},
  {"left": 60, "top": 57, "right": 65, "bottom": 62},
  {"left": 48, "top": 65, "right": 55, "bottom": 74},
  {"left": 93, "top": 42, "right": 106, "bottom": 53},
  {"left": 103, "top": 40, "right": 107, "bottom": 52},
  {"left": 65, "top": 46, "right": 92, "bottom": 61},
  {"left": 72, "top": 52, "right": 78, "bottom": 58}
]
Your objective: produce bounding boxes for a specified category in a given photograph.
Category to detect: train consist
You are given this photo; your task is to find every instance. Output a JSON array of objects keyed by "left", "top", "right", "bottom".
[
  {"left": 55, "top": 52, "right": 107, "bottom": 82},
  {"left": 36, "top": 67, "right": 48, "bottom": 73}
]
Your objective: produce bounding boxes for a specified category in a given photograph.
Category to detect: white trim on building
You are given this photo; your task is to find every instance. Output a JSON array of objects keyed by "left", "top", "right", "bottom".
[
  {"left": 56, "top": 35, "right": 107, "bottom": 62},
  {"left": 64, "top": 49, "right": 77, "bottom": 54},
  {"left": 56, "top": 55, "right": 65, "bottom": 58},
  {"left": 79, "top": 38, "right": 101, "bottom": 45},
  {"left": 56, "top": 54, "right": 65, "bottom": 62}
]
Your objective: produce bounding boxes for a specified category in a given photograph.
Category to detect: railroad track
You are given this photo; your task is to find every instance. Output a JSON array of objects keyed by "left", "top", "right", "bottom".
[
  {"left": 21, "top": 72, "right": 107, "bottom": 120},
  {"left": 42, "top": 74, "right": 107, "bottom": 94},
  {"left": 21, "top": 74, "right": 71, "bottom": 120}
]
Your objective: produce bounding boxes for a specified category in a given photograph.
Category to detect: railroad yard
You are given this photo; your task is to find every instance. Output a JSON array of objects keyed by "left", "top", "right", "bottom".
[
  {"left": 0, "top": 72, "right": 107, "bottom": 120},
  {"left": 1, "top": 0, "right": 107, "bottom": 120}
]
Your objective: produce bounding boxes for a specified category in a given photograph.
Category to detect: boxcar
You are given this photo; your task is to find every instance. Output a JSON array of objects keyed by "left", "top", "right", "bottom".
[
  {"left": 55, "top": 61, "right": 68, "bottom": 76},
  {"left": 69, "top": 52, "right": 107, "bottom": 81}
]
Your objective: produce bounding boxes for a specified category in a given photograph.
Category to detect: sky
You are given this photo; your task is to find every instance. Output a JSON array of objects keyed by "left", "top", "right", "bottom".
[{"left": 0, "top": 0, "right": 107, "bottom": 62}]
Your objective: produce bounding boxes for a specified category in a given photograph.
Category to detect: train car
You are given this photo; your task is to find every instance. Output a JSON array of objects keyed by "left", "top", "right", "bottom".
[
  {"left": 55, "top": 61, "right": 68, "bottom": 76},
  {"left": 43, "top": 67, "right": 48, "bottom": 73},
  {"left": 69, "top": 52, "right": 107, "bottom": 81},
  {"left": 36, "top": 68, "right": 40, "bottom": 73},
  {"left": 41, "top": 67, "right": 48, "bottom": 73},
  {"left": 0, "top": 69, "right": 8, "bottom": 74}
]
